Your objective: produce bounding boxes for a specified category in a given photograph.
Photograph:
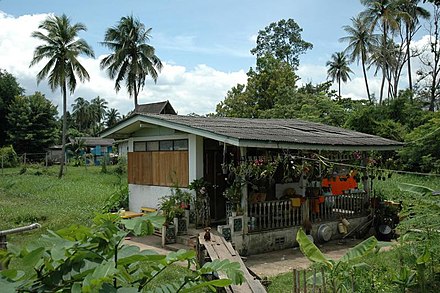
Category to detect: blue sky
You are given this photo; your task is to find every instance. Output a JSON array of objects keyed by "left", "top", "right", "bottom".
[{"left": 0, "top": 0, "right": 432, "bottom": 115}]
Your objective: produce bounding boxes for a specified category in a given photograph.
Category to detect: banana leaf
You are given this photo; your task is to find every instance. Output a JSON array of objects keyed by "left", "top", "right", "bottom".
[
  {"left": 397, "top": 183, "right": 435, "bottom": 196},
  {"left": 296, "top": 229, "right": 333, "bottom": 269},
  {"left": 339, "top": 236, "right": 377, "bottom": 263}
]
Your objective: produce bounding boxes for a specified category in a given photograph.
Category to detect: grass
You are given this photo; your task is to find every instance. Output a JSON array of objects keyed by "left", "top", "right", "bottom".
[
  {"left": 0, "top": 164, "right": 124, "bottom": 248},
  {"left": 267, "top": 174, "right": 440, "bottom": 292}
]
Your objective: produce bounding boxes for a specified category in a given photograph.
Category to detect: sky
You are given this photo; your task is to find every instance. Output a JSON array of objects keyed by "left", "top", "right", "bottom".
[{"left": 0, "top": 0, "right": 433, "bottom": 116}]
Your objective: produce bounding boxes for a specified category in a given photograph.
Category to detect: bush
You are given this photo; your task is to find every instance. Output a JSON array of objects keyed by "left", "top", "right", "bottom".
[{"left": 0, "top": 145, "right": 19, "bottom": 167}]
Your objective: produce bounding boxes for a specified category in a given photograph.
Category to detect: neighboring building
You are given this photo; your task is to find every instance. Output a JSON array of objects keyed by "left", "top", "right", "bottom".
[
  {"left": 72, "top": 137, "right": 115, "bottom": 165},
  {"left": 101, "top": 113, "right": 402, "bottom": 254}
]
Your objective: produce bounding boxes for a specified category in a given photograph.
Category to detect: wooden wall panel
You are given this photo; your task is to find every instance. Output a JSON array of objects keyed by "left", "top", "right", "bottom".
[{"left": 128, "top": 151, "right": 188, "bottom": 187}]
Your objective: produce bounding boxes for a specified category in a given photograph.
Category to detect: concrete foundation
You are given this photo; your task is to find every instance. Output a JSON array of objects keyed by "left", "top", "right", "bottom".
[{"left": 241, "top": 216, "right": 369, "bottom": 255}]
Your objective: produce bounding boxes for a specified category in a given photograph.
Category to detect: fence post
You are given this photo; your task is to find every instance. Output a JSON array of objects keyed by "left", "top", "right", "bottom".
[
  {"left": 45, "top": 152, "right": 48, "bottom": 168},
  {"left": 303, "top": 269, "right": 307, "bottom": 293},
  {"left": 1, "top": 154, "right": 3, "bottom": 175},
  {"left": 23, "top": 153, "right": 27, "bottom": 166},
  {"left": 293, "top": 269, "right": 297, "bottom": 293}
]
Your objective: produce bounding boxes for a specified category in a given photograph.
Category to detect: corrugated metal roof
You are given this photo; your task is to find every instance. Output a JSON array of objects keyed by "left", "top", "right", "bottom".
[{"left": 142, "top": 114, "right": 403, "bottom": 148}]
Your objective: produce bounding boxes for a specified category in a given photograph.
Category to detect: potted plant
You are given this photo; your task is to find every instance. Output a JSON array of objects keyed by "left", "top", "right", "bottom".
[
  {"left": 158, "top": 185, "right": 192, "bottom": 243},
  {"left": 189, "top": 178, "right": 210, "bottom": 228},
  {"left": 223, "top": 182, "right": 243, "bottom": 216}
]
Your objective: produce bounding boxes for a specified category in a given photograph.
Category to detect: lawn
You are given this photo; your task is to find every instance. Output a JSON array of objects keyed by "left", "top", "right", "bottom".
[{"left": 0, "top": 164, "right": 124, "bottom": 248}]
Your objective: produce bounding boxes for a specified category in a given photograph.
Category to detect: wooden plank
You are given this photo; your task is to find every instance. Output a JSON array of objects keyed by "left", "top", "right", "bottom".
[{"left": 198, "top": 232, "right": 266, "bottom": 293}]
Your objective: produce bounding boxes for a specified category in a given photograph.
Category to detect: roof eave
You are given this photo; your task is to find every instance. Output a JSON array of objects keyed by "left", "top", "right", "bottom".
[{"left": 236, "top": 139, "right": 403, "bottom": 151}]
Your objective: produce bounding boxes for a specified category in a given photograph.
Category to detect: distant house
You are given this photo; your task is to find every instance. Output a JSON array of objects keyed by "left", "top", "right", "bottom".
[
  {"left": 135, "top": 100, "right": 177, "bottom": 115},
  {"left": 72, "top": 137, "right": 115, "bottom": 165},
  {"left": 116, "top": 101, "right": 177, "bottom": 158}
]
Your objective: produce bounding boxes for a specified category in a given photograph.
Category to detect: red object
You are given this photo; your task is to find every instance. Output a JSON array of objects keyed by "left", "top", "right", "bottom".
[{"left": 322, "top": 176, "right": 358, "bottom": 195}]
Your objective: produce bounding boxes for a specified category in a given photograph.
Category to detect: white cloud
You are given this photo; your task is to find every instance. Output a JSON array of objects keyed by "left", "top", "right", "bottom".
[{"left": 0, "top": 11, "right": 247, "bottom": 116}]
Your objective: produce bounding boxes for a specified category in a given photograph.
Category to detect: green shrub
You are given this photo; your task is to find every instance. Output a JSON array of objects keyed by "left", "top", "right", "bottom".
[{"left": 0, "top": 145, "right": 19, "bottom": 167}]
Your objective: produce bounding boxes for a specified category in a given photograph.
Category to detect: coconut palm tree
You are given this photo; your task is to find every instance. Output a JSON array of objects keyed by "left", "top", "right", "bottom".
[
  {"left": 361, "top": 0, "right": 401, "bottom": 103},
  {"left": 100, "top": 15, "right": 162, "bottom": 109},
  {"left": 71, "top": 97, "right": 91, "bottom": 132},
  {"left": 398, "top": 0, "right": 430, "bottom": 95},
  {"left": 326, "top": 52, "right": 353, "bottom": 97},
  {"left": 340, "top": 15, "right": 379, "bottom": 103},
  {"left": 105, "top": 108, "right": 121, "bottom": 127},
  {"left": 30, "top": 14, "right": 94, "bottom": 178},
  {"left": 90, "top": 96, "right": 108, "bottom": 128}
]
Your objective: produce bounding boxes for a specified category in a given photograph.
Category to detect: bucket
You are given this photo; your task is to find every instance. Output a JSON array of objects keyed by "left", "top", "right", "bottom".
[{"left": 338, "top": 222, "right": 347, "bottom": 234}]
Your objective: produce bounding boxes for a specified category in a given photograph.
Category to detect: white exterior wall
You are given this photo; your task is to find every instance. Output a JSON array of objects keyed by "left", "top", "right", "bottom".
[
  {"left": 117, "top": 141, "right": 129, "bottom": 158},
  {"left": 127, "top": 128, "right": 204, "bottom": 212},
  {"left": 129, "top": 184, "right": 172, "bottom": 212}
]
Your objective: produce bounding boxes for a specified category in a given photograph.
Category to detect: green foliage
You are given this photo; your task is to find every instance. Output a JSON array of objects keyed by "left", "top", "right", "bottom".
[
  {"left": 216, "top": 55, "right": 298, "bottom": 118},
  {"left": 399, "top": 113, "right": 440, "bottom": 172},
  {"left": 296, "top": 229, "right": 378, "bottom": 291},
  {"left": 250, "top": 18, "right": 312, "bottom": 69},
  {"left": 159, "top": 185, "right": 192, "bottom": 223},
  {"left": 0, "top": 69, "right": 24, "bottom": 146},
  {"left": 0, "top": 213, "right": 243, "bottom": 292},
  {"left": 103, "top": 174, "right": 129, "bottom": 212},
  {"left": 0, "top": 145, "right": 19, "bottom": 167},
  {"left": 6, "top": 92, "right": 58, "bottom": 154}
]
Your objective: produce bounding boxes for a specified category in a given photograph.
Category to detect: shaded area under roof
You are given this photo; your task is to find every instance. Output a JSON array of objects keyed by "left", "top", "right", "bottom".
[{"left": 101, "top": 114, "right": 403, "bottom": 151}]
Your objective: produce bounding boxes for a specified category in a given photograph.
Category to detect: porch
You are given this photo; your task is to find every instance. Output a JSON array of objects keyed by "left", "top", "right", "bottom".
[{"left": 247, "top": 190, "right": 369, "bottom": 232}]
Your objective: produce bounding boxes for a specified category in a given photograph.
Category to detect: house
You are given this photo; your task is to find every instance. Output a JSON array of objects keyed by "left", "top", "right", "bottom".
[
  {"left": 71, "top": 137, "right": 115, "bottom": 165},
  {"left": 101, "top": 112, "right": 403, "bottom": 254}
]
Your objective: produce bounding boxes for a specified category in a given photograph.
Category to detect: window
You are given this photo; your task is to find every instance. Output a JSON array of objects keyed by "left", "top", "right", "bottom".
[
  {"left": 134, "top": 139, "right": 188, "bottom": 152},
  {"left": 173, "top": 139, "right": 188, "bottom": 150},
  {"left": 147, "top": 141, "right": 159, "bottom": 151},
  {"left": 159, "top": 140, "right": 173, "bottom": 151},
  {"left": 134, "top": 142, "right": 146, "bottom": 152}
]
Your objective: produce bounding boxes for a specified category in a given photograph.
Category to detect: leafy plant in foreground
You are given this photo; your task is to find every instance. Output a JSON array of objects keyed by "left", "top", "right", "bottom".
[
  {"left": 0, "top": 213, "right": 243, "bottom": 292},
  {"left": 296, "top": 228, "right": 378, "bottom": 292}
]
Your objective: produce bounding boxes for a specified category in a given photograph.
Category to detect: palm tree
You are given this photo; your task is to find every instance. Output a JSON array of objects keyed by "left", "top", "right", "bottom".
[
  {"left": 340, "top": 16, "right": 379, "bottom": 103},
  {"left": 30, "top": 14, "right": 94, "bottom": 178},
  {"left": 100, "top": 15, "right": 162, "bottom": 109},
  {"left": 361, "top": 0, "right": 401, "bottom": 103},
  {"left": 90, "top": 96, "right": 108, "bottom": 128},
  {"left": 106, "top": 108, "right": 121, "bottom": 127},
  {"left": 71, "top": 97, "right": 91, "bottom": 132},
  {"left": 326, "top": 52, "right": 353, "bottom": 97},
  {"left": 398, "top": 0, "right": 430, "bottom": 95}
]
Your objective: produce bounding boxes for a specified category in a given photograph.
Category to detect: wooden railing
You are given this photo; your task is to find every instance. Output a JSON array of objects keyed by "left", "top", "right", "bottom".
[
  {"left": 310, "top": 192, "right": 370, "bottom": 223},
  {"left": 248, "top": 199, "right": 302, "bottom": 232},
  {"left": 248, "top": 192, "right": 370, "bottom": 232}
]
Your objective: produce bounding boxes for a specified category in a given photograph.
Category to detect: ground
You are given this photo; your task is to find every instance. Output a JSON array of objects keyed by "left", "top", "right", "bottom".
[{"left": 126, "top": 234, "right": 365, "bottom": 277}]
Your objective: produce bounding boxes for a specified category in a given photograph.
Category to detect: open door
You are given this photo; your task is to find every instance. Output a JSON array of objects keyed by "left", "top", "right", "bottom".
[{"left": 204, "top": 139, "right": 228, "bottom": 224}]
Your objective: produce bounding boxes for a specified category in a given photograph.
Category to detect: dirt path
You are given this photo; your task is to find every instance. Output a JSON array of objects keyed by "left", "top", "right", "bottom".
[{"left": 244, "top": 238, "right": 363, "bottom": 277}]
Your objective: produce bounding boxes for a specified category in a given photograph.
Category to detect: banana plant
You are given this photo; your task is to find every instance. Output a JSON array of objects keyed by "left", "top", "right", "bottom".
[{"left": 296, "top": 229, "right": 378, "bottom": 292}]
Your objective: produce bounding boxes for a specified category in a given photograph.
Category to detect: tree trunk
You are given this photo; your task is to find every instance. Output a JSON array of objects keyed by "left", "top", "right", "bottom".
[
  {"left": 379, "top": 71, "right": 386, "bottom": 105},
  {"left": 133, "top": 80, "right": 138, "bottom": 110},
  {"left": 406, "top": 23, "right": 413, "bottom": 99},
  {"left": 338, "top": 76, "right": 341, "bottom": 97},
  {"left": 58, "top": 81, "right": 67, "bottom": 179},
  {"left": 361, "top": 54, "right": 371, "bottom": 103}
]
